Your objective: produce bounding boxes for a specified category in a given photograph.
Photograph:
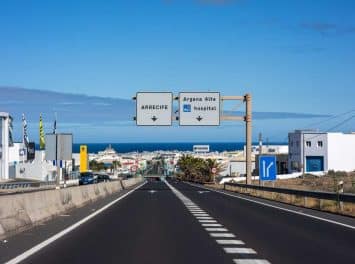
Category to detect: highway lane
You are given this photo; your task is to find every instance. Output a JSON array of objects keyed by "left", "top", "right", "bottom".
[
  {"left": 5, "top": 179, "right": 355, "bottom": 264},
  {"left": 170, "top": 180, "right": 355, "bottom": 264},
  {"left": 15, "top": 180, "right": 233, "bottom": 264}
]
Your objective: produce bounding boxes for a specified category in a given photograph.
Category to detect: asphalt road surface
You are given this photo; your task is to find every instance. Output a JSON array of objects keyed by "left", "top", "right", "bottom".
[{"left": 3, "top": 179, "right": 355, "bottom": 264}]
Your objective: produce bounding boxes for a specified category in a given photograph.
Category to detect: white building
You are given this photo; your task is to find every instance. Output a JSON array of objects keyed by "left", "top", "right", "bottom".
[
  {"left": 288, "top": 130, "right": 355, "bottom": 173},
  {"left": 0, "top": 112, "right": 11, "bottom": 180}
]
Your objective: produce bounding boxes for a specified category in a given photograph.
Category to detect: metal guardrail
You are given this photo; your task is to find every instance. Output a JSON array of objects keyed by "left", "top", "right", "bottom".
[
  {"left": 0, "top": 181, "right": 56, "bottom": 190},
  {"left": 224, "top": 182, "right": 355, "bottom": 203}
]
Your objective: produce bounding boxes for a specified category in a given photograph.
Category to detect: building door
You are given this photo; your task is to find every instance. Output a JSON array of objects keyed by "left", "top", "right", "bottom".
[{"left": 306, "top": 156, "right": 324, "bottom": 172}]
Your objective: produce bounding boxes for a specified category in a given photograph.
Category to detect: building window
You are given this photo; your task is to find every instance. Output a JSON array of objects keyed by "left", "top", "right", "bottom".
[
  {"left": 317, "top": 141, "right": 323, "bottom": 147},
  {"left": 296, "top": 141, "right": 300, "bottom": 147},
  {"left": 306, "top": 141, "right": 311, "bottom": 147},
  {"left": 290, "top": 141, "right": 293, "bottom": 147}
]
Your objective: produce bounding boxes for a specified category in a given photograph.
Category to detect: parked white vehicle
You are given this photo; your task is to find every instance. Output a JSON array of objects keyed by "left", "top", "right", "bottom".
[{"left": 218, "top": 176, "right": 245, "bottom": 185}]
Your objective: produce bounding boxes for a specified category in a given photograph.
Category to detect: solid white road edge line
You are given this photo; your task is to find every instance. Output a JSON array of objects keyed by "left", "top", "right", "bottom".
[
  {"left": 5, "top": 181, "right": 147, "bottom": 264},
  {"left": 186, "top": 182, "right": 355, "bottom": 230}
]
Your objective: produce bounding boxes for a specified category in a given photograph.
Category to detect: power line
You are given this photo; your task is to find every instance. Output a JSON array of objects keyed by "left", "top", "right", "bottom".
[
  {"left": 327, "top": 115, "right": 355, "bottom": 132},
  {"left": 307, "top": 115, "right": 354, "bottom": 141},
  {"left": 304, "top": 109, "right": 355, "bottom": 129}
]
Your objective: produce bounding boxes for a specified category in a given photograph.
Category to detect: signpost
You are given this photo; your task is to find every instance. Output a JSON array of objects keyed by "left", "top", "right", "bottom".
[
  {"left": 45, "top": 133, "right": 73, "bottom": 188},
  {"left": 259, "top": 156, "right": 277, "bottom": 181},
  {"left": 211, "top": 167, "right": 217, "bottom": 184},
  {"left": 179, "top": 92, "right": 220, "bottom": 126},
  {"left": 136, "top": 92, "right": 173, "bottom": 126}
]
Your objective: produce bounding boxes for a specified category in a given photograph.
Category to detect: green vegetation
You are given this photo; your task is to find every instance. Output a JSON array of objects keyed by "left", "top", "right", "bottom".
[
  {"left": 89, "top": 160, "right": 121, "bottom": 172},
  {"left": 176, "top": 155, "right": 224, "bottom": 183},
  {"left": 112, "top": 160, "right": 121, "bottom": 171},
  {"left": 89, "top": 160, "right": 106, "bottom": 171}
]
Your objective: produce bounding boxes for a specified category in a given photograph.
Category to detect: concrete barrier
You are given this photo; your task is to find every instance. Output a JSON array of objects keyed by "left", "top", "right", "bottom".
[{"left": 0, "top": 177, "right": 143, "bottom": 239}]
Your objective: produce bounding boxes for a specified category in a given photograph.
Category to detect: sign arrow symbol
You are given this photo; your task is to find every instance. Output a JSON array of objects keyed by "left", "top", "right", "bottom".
[
  {"left": 151, "top": 116, "right": 158, "bottom": 122},
  {"left": 196, "top": 116, "right": 203, "bottom": 122}
]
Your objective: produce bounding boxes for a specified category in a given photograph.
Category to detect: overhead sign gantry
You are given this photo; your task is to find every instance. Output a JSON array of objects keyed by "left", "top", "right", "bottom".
[{"left": 133, "top": 92, "right": 253, "bottom": 184}]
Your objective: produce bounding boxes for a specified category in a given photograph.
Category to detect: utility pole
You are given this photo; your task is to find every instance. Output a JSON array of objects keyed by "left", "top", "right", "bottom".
[
  {"left": 245, "top": 94, "right": 252, "bottom": 185},
  {"left": 258, "top": 132, "right": 262, "bottom": 186},
  {"left": 55, "top": 134, "right": 60, "bottom": 189}
]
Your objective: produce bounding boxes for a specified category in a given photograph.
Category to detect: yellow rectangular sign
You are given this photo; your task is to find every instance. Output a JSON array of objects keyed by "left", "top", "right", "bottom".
[{"left": 80, "top": 145, "right": 88, "bottom": 173}]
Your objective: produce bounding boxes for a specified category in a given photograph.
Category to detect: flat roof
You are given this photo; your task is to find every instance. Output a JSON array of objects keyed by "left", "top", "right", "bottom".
[{"left": 0, "top": 112, "right": 10, "bottom": 118}]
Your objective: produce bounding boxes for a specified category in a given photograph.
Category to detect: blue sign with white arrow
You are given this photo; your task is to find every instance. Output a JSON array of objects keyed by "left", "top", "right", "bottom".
[{"left": 259, "top": 156, "right": 277, "bottom": 181}]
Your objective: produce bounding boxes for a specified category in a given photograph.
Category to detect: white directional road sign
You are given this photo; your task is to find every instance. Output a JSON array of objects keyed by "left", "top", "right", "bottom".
[
  {"left": 136, "top": 92, "right": 173, "bottom": 126},
  {"left": 179, "top": 92, "right": 220, "bottom": 126}
]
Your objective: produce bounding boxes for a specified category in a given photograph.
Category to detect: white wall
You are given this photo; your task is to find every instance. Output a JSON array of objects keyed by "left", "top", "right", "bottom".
[
  {"left": 0, "top": 113, "right": 10, "bottom": 181},
  {"left": 303, "top": 133, "right": 328, "bottom": 172},
  {"left": 17, "top": 151, "right": 57, "bottom": 181},
  {"left": 327, "top": 133, "right": 355, "bottom": 172},
  {"left": 220, "top": 161, "right": 256, "bottom": 176},
  {"left": 9, "top": 143, "right": 27, "bottom": 164}
]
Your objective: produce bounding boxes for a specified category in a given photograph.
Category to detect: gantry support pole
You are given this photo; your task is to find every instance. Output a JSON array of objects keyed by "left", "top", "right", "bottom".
[{"left": 245, "top": 94, "right": 252, "bottom": 185}]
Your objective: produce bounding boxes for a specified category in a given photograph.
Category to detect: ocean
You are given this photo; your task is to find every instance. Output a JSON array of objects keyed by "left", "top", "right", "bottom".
[{"left": 70, "top": 142, "right": 286, "bottom": 154}]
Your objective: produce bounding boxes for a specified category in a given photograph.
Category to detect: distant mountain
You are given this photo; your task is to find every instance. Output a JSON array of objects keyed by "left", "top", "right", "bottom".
[
  {"left": 0, "top": 87, "right": 330, "bottom": 123},
  {"left": 0, "top": 86, "right": 135, "bottom": 123}
]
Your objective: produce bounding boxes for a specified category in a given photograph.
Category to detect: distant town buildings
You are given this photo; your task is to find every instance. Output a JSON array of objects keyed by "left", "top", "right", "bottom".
[{"left": 288, "top": 130, "right": 355, "bottom": 173}]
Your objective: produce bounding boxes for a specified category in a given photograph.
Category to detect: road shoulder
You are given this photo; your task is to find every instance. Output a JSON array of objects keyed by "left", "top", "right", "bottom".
[
  {"left": 186, "top": 182, "right": 355, "bottom": 229},
  {"left": 0, "top": 182, "right": 145, "bottom": 263}
]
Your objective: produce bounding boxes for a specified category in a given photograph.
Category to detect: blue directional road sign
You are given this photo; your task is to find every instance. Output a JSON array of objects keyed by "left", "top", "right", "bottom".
[{"left": 259, "top": 156, "right": 277, "bottom": 181}]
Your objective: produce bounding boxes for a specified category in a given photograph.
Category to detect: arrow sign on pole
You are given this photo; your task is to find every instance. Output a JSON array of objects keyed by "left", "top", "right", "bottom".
[{"left": 259, "top": 156, "right": 277, "bottom": 181}]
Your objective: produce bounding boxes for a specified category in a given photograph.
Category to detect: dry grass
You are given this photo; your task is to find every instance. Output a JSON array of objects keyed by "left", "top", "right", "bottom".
[
  {"left": 205, "top": 171, "right": 355, "bottom": 217},
  {"left": 252, "top": 171, "right": 355, "bottom": 194}
]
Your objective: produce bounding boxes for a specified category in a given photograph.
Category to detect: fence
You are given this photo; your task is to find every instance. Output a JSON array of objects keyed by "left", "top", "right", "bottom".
[{"left": 0, "top": 181, "right": 56, "bottom": 190}]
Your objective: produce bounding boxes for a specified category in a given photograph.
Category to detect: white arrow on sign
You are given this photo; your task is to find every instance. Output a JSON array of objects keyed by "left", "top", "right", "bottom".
[{"left": 262, "top": 160, "right": 274, "bottom": 178}]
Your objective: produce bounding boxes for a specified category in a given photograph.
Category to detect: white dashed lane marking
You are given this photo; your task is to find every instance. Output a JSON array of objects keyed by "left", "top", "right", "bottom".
[
  {"left": 202, "top": 223, "right": 223, "bottom": 227},
  {"left": 224, "top": 248, "right": 257, "bottom": 254},
  {"left": 216, "top": 240, "right": 245, "bottom": 245},
  {"left": 199, "top": 220, "right": 217, "bottom": 223},
  {"left": 233, "top": 260, "right": 271, "bottom": 264},
  {"left": 210, "top": 233, "right": 236, "bottom": 238},
  {"left": 205, "top": 228, "right": 228, "bottom": 232},
  {"left": 192, "top": 213, "right": 208, "bottom": 215},
  {"left": 164, "top": 180, "right": 272, "bottom": 264}
]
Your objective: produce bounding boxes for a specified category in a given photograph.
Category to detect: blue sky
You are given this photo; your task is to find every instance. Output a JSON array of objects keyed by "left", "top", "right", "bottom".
[{"left": 0, "top": 0, "right": 354, "bottom": 142}]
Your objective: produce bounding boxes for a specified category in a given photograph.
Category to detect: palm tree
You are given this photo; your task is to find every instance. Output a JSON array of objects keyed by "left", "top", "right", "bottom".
[
  {"left": 177, "top": 155, "right": 225, "bottom": 183},
  {"left": 112, "top": 160, "right": 121, "bottom": 171},
  {"left": 205, "top": 158, "right": 224, "bottom": 183}
]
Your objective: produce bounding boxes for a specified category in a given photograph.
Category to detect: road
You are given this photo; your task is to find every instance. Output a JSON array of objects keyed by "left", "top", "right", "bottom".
[{"left": 3, "top": 179, "right": 355, "bottom": 264}]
